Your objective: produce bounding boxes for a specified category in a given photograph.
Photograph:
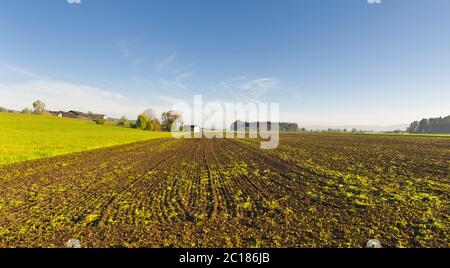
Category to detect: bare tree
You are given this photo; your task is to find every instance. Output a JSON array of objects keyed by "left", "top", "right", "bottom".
[{"left": 143, "top": 109, "right": 156, "bottom": 119}]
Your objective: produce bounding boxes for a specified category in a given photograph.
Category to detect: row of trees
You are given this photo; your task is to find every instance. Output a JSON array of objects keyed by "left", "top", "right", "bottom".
[
  {"left": 131, "top": 109, "right": 180, "bottom": 132},
  {"left": 408, "top": 116, "right": 450, "bottom": 134},
  {"left": 0, "top": 100, "right": 51, "bottom": 115},
  {"left": 230, "top": 121, "right": 300, "bottom": 132}
]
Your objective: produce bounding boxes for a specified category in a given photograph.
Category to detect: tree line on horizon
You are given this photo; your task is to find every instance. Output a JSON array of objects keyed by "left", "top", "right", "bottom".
[
  {"left": 3, "top": 101, "right": 449, "bottom": 134},
  {"left": 230, "top": 120, "right": 300, "bottom": 132},
  {"left": 0, "top": 100, "right": 47, "bottom": 115},
  {"left": 407, "top": 116, "right": 450, "bottom": 134}
]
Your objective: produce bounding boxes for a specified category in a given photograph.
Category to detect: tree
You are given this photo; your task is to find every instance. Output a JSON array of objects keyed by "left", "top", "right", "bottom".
[
  {"left": 144, "top": 109, "right": 163, "bottom": 131},
  {"left": 95, "top": 118, "right": 106, "bottom": 125},
  {"left": 136, "top": 113, "right": 150, "bottom": 130},
  {"left": 135, "top": 109, "right": 169, "bottom": 132},
  {"left": 118, "top": 116, "right": 128, "bottom": 126},
  {"left": 32, "top": 100, "right": 46, "bottom": 114},
  {"left": 149, "top": 118, "right": 162, "bottom": 131},
  {"left": 143, "top": 109, "right": 156, "bottom": 119},
  {"left": 21, "top": 108, "right": 33, "bottom": 114},
  {"left": 161, "top": 110, "right": 181, "bottom": 132}
]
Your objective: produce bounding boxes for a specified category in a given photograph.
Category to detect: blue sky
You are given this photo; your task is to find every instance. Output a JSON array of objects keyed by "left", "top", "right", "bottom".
[{"left": 1, "top": 0, "right": 449, "bottom": 125}]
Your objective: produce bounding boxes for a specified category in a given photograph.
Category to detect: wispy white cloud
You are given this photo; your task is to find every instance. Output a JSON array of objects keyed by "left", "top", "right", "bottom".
[
  {"left": 161, "top": 71, "right": 193, "bottom": 91},
  {"left": 212, "top": 76, "right": 280, "bottom": 101},
  {"left": 0, "top": 80, "right": 149, "bottom": 119},
  {"left": 156, "top": 53, "right": 176, "bottom": 71},
  {"left": 367, "top": 0, "right": 382, "bottom": 4},
  {"left": 67, "top": 0, "right": 82, "bottom": 4},
  {"left": 159, "top": 79, "right": 186, "bottom": 92},
  {"left": 141, "top": 57, "right": 194, "bottom": 95},
  {"left": 0, "top": 63, "right": 44, "bottom": 80},
  {"left": 131, "top": 73, "right": 192, "bottom": 96},
  {"left": 238, "top": 77, "right": 279, "bottom": 97},
  {"left": 115, "top": 40, "right": 144, "bottom": 66},
  {"left": 127, "top": 52, "right": 196, "bottom": 98},
  {"left": 0, "top": 63, "right": 168, "bottom": 119},
  {"left": 175, "top": 72, "right": 193, "bottom": 83}
]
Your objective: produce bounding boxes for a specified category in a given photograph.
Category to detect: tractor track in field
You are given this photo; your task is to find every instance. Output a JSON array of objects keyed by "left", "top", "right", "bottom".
[{"left": 0, "top": 134, "right": 448, "bottom": 248}]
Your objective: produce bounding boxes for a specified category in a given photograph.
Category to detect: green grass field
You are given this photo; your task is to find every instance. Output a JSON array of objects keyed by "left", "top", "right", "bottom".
[{"left": 0, "top": 112, "right": 172, "bottom": 165}]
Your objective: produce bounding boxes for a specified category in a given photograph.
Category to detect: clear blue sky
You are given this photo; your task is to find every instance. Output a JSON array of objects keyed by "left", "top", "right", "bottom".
[{"left": 1, "top": 0, "right": 449, "bottom": 125}]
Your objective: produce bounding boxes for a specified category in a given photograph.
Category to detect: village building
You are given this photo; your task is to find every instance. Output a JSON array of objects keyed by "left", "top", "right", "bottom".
[{"left": 48, "top": 110, "right": 106, "bottom": 121}]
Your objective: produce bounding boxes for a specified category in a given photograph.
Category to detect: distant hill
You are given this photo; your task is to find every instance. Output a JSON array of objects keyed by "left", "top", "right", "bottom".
[{"left": 302, "top": 124, "right": 409, "bottom": 132}]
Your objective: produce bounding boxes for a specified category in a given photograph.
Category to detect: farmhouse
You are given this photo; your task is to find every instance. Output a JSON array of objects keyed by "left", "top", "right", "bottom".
[
  {"left": 49, "top": 110, "right": 107, "bottom": 121},
  {"left": 48, "top": 111, "right": 80, "bottom": 119}
]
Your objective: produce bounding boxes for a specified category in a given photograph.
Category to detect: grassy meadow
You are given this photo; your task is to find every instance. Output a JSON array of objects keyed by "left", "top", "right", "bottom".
[{"left": 0, "top": 112, "right": 172, "bottom": 165}]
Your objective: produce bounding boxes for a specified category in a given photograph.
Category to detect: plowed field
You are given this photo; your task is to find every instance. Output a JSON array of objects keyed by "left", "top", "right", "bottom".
[{"left": 0, "top": 134, "right": 448, "bottom": 248}]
